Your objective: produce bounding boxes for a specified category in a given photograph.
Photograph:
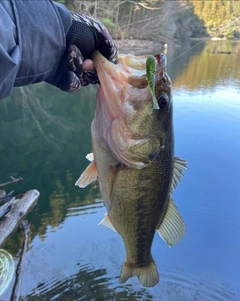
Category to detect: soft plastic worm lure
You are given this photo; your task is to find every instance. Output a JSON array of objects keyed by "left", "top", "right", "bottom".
[{"left": 146, "top": 55, "right": 160, "bottom": 112}]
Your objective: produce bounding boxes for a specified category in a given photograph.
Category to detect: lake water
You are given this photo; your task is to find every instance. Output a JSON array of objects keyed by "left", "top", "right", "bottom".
[{"left": 0, "top": 40, "right": 240, "bottom": 301}]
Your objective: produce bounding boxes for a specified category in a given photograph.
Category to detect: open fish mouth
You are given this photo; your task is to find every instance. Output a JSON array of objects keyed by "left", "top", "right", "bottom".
[
  {"left": 92, "top": 51, "right": 171, "bottom": 169},
  {"left": 92, "top": 51, "right": 167, "bottom": 118},
  {"left": 93, "top": 51, "right": 167, "bottom": 85}
]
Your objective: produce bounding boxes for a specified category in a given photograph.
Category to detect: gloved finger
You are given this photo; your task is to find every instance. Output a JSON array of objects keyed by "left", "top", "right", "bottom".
[
  {"left": 70, "top": 13, "right": 118, "bottom": 64},
  {"left": 81, "top": 69, "right": 99, "bottom": 86},
  {"left": 64, "top": 44, "right": 84, "bottom": 78},
  {"left": 96, "top": 24, "right": 118, "bottom": 64},
  {"left": 57, "top": 71, "right": 81, "bottom": 93},
  {"left": 65, "top": 44, "right": 99, "bottom": 86}
]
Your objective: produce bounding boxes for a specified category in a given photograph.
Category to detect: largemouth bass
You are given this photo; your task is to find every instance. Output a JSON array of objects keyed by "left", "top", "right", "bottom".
[{"left": 76, "top": 51, "right": 187, "bottom": 287}]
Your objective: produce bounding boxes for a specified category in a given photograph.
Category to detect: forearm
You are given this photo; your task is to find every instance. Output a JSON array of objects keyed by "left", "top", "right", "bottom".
[{"left": 0, "top": 0, "right": 71, "bottom": 100}]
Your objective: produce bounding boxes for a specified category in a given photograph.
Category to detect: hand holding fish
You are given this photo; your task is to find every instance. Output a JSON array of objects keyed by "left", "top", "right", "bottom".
[
  {"left": 0, "top": 2, "right": 118, "bottom": 101},
  {"left": 47, "top": 12, "right": 119, "bottom": 93}
]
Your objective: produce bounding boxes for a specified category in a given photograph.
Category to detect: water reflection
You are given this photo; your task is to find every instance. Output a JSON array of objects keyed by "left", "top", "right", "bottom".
[
  {"left": 167, "top": 40, "right": 240, "bottom": 89},
  {"left": 0, "top": 41, "right": 240, "bottom": 300},
  {"left": 28, "top": 268, "right": 236, "bottom": 301},
  {"left": 4, "top": 206, "right": 238, "bottom": 301}
]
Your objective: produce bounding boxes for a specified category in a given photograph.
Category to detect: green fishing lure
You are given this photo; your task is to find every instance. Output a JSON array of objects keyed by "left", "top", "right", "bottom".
[{"left": 146, "top": 55, "right": 160, "bottom": 112}]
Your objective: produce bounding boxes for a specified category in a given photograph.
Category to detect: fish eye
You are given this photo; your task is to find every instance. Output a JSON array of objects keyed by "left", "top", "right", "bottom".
[{"left": 158, "top": 93, "right": 169, "bottom": 109}]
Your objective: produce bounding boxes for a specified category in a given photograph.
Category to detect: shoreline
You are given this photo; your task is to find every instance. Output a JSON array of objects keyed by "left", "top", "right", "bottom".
[
  {"left": 115, "top": 39, "right": 162, "bottom": 50},
  {"left": 115, "top": 37, "right": 237, "bottom": 51}
]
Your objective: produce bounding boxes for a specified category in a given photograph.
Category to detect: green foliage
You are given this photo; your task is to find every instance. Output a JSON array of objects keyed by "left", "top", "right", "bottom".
[
  {"left": 55, "top": 0, "right": 240, "bottom": 40},
  {"left": 101, "top": 18, "right": 115, "bottom": 28},
  {"left": 191, "top": 0, "right": 240, "bottom": 39}
]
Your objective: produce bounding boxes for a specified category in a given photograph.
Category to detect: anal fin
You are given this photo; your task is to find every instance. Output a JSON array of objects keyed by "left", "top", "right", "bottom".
[
  {"left": 156, "top": 198, "right": 186, "bottom": 247},
  {"left": 75, "top": 161, "right": 98, "bottom": 188},
  {"left": 98, "top": 213, "right": 116, "bottom": 232}
]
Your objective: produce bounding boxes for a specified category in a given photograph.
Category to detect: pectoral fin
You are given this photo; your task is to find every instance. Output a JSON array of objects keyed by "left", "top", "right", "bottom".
[
  {"left": 75, "top": 161, "right": 98, "bottom": 188},
  {"left": 86, "top": 152, "right": 94, "bottom": 162},
  {"left": 156, "top": 198, "right": 186, "bottom": 247},
  {"left": 171, "top": 157, "right": 188, "bottom": 193},
  {"left": 98, "top": 213, "right": 116, "bottom": 232}
]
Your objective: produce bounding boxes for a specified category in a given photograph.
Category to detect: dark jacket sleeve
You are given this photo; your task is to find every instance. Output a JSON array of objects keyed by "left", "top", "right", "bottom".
[{"left": 0, "top": 0, "right": 72, "bottom": 100}]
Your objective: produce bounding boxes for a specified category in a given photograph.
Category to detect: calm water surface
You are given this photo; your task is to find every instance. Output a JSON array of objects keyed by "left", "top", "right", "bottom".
[{"left": 0, "top": 40, "right": 240, "bottom": 300}]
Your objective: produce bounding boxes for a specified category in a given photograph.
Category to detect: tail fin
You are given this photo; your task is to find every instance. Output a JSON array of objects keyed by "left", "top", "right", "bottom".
[{"left": 119, "top": 260, "right": 159, "bottom": 287}]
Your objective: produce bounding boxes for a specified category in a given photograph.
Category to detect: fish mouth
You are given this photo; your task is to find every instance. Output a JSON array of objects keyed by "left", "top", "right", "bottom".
[
  {"left": 93, "top": 51, "right": 166, "bottom": 83},
  {"left": 92, "top": 51, "right": 169, "bottom": 169},
  {"left": 93, "top": 51, "right": 167, "bottom": 116},
  {"left": 93, "top": 51, "right": 129, "bottom": 111}
]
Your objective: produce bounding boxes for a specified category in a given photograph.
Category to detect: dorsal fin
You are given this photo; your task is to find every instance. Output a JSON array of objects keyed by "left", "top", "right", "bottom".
[
  {"left": 171, "top": 157, "right": 188, "bottom": 193},
  {"left": 156, "top": 198, "right": 186, "bottom": 247}
]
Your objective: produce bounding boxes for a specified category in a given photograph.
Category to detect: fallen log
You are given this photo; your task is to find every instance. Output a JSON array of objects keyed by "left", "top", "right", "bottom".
[
  {"left": 0, "top": 177, "right": 23, "bottom": 188},
  {"left": 0, "top": 192, "right": 25, "bottom": 205},
  {"left": 0, "top": 198, "right": 15, "bottom": 219},
  {"left": 208, "top": 50, "right": 236, "bottom": 54},
  {"left": 10, "top": 220, "right": 31, "bottom": 301},
  {"left": 0, "top": 190, "right": 39, "bottom": 247},
  {"left": 0, "top": 191, "right": 15, "bottom": 205},
  {"left": 0, "top": 190, "right": 6, "bottom": 198}
]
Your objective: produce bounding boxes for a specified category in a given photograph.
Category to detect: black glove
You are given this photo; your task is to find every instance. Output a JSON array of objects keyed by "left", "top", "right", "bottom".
[{"left": 49, "top": 12, "right": 118, "bottom": 93}]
